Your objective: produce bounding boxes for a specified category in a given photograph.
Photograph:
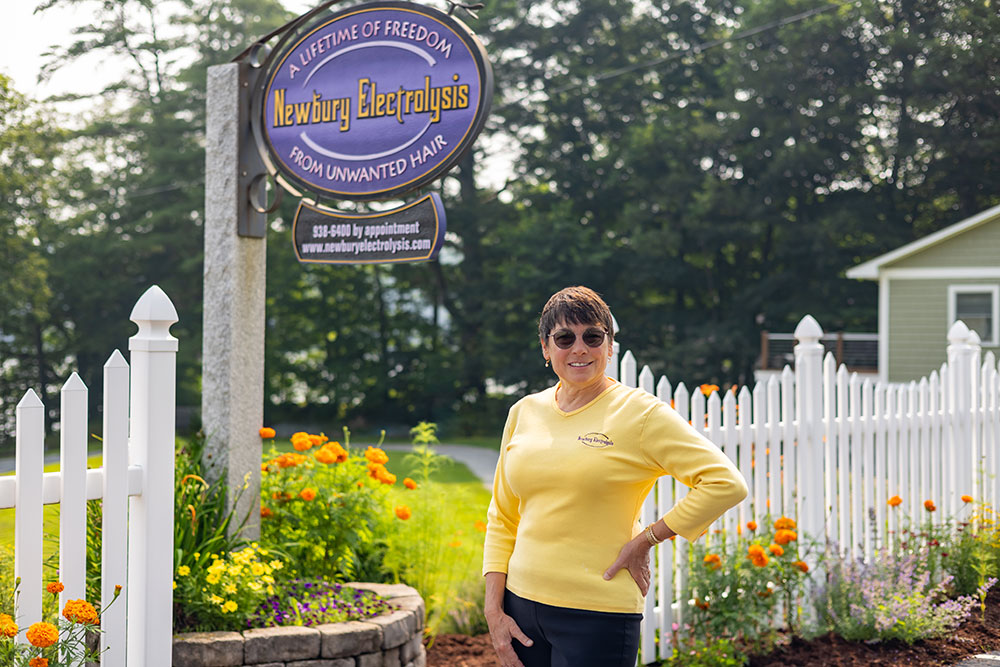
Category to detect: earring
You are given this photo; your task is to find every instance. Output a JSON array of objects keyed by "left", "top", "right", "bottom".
[{"left": 545, "top": 359, "right": 550, "bottom": 368}]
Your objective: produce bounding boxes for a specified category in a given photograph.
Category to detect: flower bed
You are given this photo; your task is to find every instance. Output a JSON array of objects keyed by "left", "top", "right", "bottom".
[{"left": 172, "top": 583, "right": 425, "bottom": 667}]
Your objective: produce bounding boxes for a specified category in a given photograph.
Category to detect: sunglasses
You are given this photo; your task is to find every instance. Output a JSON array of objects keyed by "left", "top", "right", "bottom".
[{"left": 547, "top": 327, "right": 609, "bottom": 349}]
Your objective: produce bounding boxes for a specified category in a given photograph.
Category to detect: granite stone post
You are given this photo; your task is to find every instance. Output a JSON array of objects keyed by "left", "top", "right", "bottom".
[{"left": 202, "top": 62, "right": 266, "bottom": 538}]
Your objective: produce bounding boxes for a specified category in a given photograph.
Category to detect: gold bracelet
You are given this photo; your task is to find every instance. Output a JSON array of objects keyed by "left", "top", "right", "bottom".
[{"left": 645, "top": 524, "right": 663, "bottom": 546}]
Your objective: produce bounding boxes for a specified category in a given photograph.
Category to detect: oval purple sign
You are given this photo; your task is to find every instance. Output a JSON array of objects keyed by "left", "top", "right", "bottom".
[{"left": 261, "top": 1, "right": 492, "bottom": 201}]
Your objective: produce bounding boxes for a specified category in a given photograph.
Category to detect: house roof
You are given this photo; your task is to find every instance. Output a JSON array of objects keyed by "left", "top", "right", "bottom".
[{"left": 846, "top": 203, "right": 1000, "bottom": 280}]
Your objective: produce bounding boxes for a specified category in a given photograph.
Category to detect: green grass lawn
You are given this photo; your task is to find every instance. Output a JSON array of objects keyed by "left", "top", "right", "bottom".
[{"left": 0, "top": 454, "right": 104, "bottom": 560}]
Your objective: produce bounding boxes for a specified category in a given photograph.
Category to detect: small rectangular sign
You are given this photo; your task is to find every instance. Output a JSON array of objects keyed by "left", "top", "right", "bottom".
[{"left": 292, "top": 192, "right": 446, "bottom": 264}]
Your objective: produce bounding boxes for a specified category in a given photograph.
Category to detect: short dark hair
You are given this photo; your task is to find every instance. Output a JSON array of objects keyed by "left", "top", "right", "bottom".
[{"left": 538, "top": 286, "right": 614, "bottom": 342}]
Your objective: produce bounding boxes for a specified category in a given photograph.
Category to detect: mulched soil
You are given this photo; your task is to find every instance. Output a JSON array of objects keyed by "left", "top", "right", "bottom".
[{"left": 426, "top": 589, "right": 1000, "bottom": 666}]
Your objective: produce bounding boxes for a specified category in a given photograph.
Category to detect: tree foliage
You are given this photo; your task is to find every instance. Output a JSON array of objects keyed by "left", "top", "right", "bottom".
[{"left": 1, "top": 0, "right": 998, "bottom": 441}]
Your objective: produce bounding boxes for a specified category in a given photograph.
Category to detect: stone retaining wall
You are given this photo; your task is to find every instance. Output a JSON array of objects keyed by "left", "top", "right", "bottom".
[{"left": 173, "top": 583, "right": 426, "bottom": 667}]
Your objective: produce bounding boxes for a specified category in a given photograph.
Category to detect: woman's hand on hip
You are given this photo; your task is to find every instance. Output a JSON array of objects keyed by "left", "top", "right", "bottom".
[
  {"left": 603, "top": 534, "right": 652, "bottom": 595},
  {"left": 485, "top": 610, "right": 532, "bottom": 667}
]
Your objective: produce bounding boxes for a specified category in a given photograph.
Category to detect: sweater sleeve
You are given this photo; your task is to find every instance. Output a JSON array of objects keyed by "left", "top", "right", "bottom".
[
  {"left": 482, "top": 408, "right": 520, "bottom": 575},
  {"left": 641, "top": 401, "right": 748, "bottom": 542}
]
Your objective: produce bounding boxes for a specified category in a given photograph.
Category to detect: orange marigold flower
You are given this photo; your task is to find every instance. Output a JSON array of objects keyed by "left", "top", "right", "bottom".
[
  {"left": 404, "top": 477, "right": 418, "bottom": 490},
  {"left": 962, "top": 495, "right": 974, "bottom": 504},
  {"left": 747, "top": 544, "right": 765, "bottom": 558},
  {"left": 699, "top": 384, "right": 720, "bottom": 396},
  {"left": 261, "top": 506, "right": 273, "bottom": 518},
  {"left": 448, "top": 540, "right": 462, "bottom": 548},
  {"left": 774, "top": 529, "right": 797, "bottom": 545},
  {"left": 258, "top": 427, "right": 276, "bottom": 439},
  {"left": 746, "top": 521, "right": 758, "bottom": 531},
  {"left": 395, "top": 505, "right": 412, "bottom": 520},
  {"left": 793, "top": 560, "right": 809, "bottom": 573},
  {"left": 924, "top": 499, "right": 936, "bottom": 512},
  {"left": 888, "top": 495, "right": 903, "bottom": 507},
  {"left": 299, "top": 488, "right": 317, "bottom": 502},
  {"left": 703, "top": 553, "right": 722, "bottom": 570},
  {"left": 291, "top": 432, "right": 314, "bottom": 451},
  {"left": 694, "top": 598, "right": 710, "bottom": 610},
  {"left": 774, "top": 517, "right": 796, "bottom": 531},
  {"left": 757, "top": 589, "right": 773, "bottom": 598},
  {"left": 315, "top": 442, "right": 349, "bottom": 465},
  {"left": 30, "top": 658, "right": 49, "bottom": 667},
  {"left": 474, "top": 520, "right": 487, "bottom": 533},
  {"left": 0, "top": 613, "right": 18, "bottom": 638},
  {"left": 46, "top": 581, "right": 64, "bottom": 595},
  {"left": 364, "top": 446, "right": 389, "bottom": 465},
  {"left": 367, "top": 462, "right": 385, "bottom": 478},
  {"left": 26, "top": 622, "right": 59, "bottom": 647},
  {"left": 63, "top": 599, "right": 99, "bottom": 625},
  {"left": 768, "top": 543, "right": 784, "bottom": 556},
  {"left": 309, "top": 433, "right": 328, "bottom": 447},
  {"left": 377, "top": 469, "right": 397, "bottom": 485},
  {"left": 751, "top": 553, "right": 769, "bottom": 567}
]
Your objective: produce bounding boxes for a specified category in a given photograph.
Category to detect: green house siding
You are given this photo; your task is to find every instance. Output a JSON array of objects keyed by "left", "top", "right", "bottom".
[
  {"left": 888, "top": 278, "right": 1000, "bottom": 382},
  {"left": 888, "top": 218, "right": 1000, "bottom": 270}
]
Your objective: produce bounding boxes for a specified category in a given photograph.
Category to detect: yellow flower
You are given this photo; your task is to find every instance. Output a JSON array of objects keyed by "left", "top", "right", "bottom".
[
  {"left": 210, "top": 594, "right": 223, "bottom": 605},
  {"left": 269, "top": 560, "right": 283, "bottom": 570},
  {"left": 26, "top": 622, "right": 59, "bottom": 648},
  {"left": 177, "top": 565, "right": 190, "bottom": 577},
  {"left": 222, "top": 600, "right": 238, "bottom": 613},
  {"left": 224, "top": 583, "right": 237, "bottom": 595},
  {"left": 251, "top": 563, "right": 265, "bottom": 576},
  {"left": 173, "top": 581, "right": 177, "bottom": 590},
  {"left": 248, "top": 581, "right": 263, "bottom": 592}
]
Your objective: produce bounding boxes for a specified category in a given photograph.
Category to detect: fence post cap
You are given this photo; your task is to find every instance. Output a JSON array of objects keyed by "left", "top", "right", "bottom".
[
  {"left": 17, "top": 388, "right": 43, "bottom": 409},
  {"left": 104, "top": 349, "right": 128, "bottom": 369},
  {"left": 947, "top": 320, "right": 971, "bottom": 343},
  {"left": 968, "top": 329, "right": 981, "bottom": 347},
  {"left": 793, "top": 315, "right": 823, "bottom": 341},
  {"left": 62, "top": 372, "right": 87, "bottom": 392},
  {"left": 130, "top": 285, "right": 178, "bottom": 325}
]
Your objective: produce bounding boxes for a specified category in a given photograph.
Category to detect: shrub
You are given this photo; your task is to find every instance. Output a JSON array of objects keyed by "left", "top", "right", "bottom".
[
  {"left": 173, "top": 545, "right": 282, "bottom": 632},
  {"left": 814, "top": 544, "right": 995, "bottom": 644},
  {"left": 686, "top": 516, "right": 812, "bottom": 651},
  {"left": 260, "top": 429, "right": 396, "bottom": 582}
]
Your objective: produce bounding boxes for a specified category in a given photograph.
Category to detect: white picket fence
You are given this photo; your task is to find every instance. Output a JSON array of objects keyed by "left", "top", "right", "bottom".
[
  {"left": 612, "top": 315, "right": 1000, "bottom": 664},
  {"left": 1, "top": 286, "right": 178, "bottom": 666}
]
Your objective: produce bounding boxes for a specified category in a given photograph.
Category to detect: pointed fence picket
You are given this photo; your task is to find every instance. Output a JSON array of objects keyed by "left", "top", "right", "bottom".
[
  {"left": 636, "top": 315, "right": 1000, "bottom": 664},
  {"left": 2, "top": 286, "right": 177, "bottom": 666}
]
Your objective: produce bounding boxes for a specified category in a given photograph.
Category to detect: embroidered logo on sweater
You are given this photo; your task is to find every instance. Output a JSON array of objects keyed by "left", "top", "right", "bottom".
[{"left": 578, "top": 432, "right": 613, "bottom": 448}]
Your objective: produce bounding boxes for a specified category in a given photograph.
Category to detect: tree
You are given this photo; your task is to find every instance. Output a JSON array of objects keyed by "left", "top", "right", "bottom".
[{"left": 0, "top": 75, "right": 63, "bottom": 442}]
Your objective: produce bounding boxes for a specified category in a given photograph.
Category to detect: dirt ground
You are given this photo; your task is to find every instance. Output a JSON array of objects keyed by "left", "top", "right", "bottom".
[{"left": 426, "top": 589, "right": 1000, "bottom": 666}]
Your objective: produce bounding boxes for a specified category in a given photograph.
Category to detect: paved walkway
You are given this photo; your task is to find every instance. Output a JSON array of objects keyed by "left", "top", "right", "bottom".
[{"left": 382, "top": 443, "right": 499, "bottom": 489}]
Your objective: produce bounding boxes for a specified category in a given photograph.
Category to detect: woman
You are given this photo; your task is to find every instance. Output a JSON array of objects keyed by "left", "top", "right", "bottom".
[{"left": 483, "top": 286, "right": 748, "bottom": 667}]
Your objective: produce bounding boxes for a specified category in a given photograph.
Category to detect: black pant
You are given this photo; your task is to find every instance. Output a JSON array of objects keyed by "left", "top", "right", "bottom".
[{"left": 504, "top": 589, "right": 642, "bottom": 667}]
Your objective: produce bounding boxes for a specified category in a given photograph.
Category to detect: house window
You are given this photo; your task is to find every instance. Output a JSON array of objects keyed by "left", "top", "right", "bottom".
[{"left": 948, "top": 284, "right": 1000, "bottom": 346}]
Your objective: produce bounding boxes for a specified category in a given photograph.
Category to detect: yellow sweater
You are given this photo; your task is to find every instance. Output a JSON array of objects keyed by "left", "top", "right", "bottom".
[{"left": 483, "top": 381, "right": 747, "bottom": 613}]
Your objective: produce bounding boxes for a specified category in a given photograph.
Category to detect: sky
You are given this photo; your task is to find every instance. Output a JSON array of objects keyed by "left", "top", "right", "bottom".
[{"left": 1, "top": 1, "right": 315, "bottom": 100}]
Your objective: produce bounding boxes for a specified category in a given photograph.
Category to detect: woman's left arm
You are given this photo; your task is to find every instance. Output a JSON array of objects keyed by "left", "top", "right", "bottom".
[{"left": 602, "top": 519, "right": 677, "bottom": 595}]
